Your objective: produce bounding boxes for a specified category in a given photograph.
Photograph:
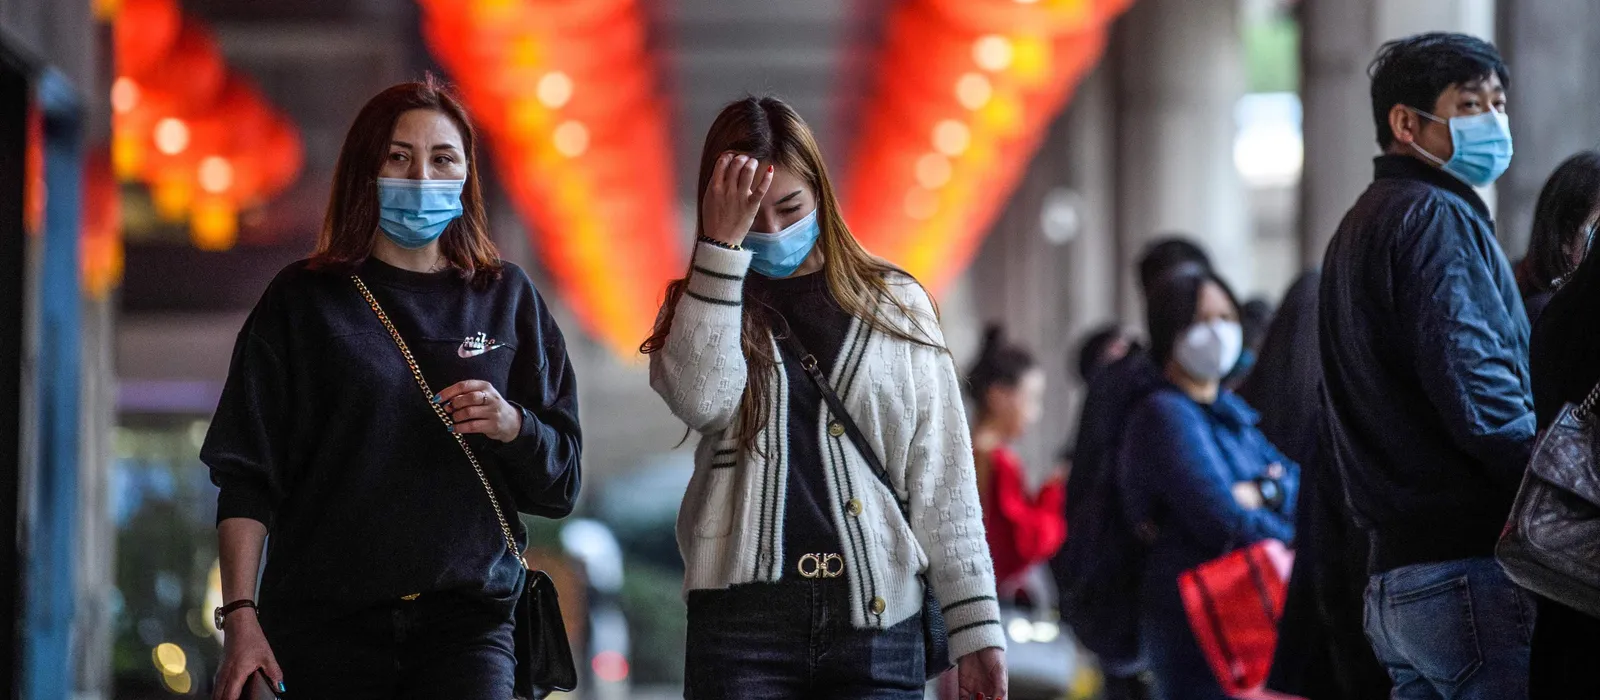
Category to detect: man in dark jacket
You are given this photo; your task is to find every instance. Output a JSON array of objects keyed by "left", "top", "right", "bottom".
[
  {"left": 1054, "top": 237, "right": 1210, "bottom": 700},
  {"left": 1319, "top": 32, "right": 1535, "bottom": 699}
]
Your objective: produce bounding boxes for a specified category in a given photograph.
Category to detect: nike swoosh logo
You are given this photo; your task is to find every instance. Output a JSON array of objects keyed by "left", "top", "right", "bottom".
[{"left": 458, "top": 342, "right": 507, "bottom": 358}]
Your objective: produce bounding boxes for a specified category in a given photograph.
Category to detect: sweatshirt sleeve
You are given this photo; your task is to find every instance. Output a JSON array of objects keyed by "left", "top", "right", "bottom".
[
  {"left": 202, "top": 292, "right": 293, "bottom": 528},
  {"left": 647, "top": 242, "right": 753, "bottom": 434},
  {"left": 493, "top": 282, "right": 583, "bottom": 519},
  {"left": 899, "top": 283, "right": 1007, "bottom": 662},
  {"left": 1122, "top": 393, "right": 1295, "bottom": 549}
]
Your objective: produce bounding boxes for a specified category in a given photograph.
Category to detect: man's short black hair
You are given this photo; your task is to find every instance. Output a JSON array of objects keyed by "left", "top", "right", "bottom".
[
  {"left": 1137, "top": 236, "right": 1212, "bottom": 294},
  {"left": 1369, "top": 32, "right": 1509, "bottom": 150}
]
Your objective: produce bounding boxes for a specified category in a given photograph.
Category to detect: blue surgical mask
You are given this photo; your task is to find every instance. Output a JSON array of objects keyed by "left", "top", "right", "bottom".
[
  {"left": 1408, "top": 108, "right": 1514, "bottom": 188},
  {"left": 744, "top": 208, "right": 822, "bottom": 278},
  {"left": 377, "top": 177, "right": 466, "bottom": 249}
]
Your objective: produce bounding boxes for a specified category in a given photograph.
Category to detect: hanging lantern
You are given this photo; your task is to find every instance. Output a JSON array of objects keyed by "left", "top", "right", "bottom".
[
  {"left": 113, "top": 0, "right": 180, "bottom": 77},
  {"left": 129, "top": 19, "right": 225, "bottom": 114}
]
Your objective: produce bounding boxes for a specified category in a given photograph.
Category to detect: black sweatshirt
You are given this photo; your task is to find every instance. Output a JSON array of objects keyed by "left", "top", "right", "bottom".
[
  {"left": 201, "top": 257, "right": 581, "bottom": 615},
  {"left": 749, "top": 271, "right": 851, "bottom": 562}
]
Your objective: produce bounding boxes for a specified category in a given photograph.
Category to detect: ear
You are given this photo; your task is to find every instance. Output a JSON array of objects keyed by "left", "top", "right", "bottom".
[{"left": 1388, "top": 104, "right": 1420, "bottom": 147}]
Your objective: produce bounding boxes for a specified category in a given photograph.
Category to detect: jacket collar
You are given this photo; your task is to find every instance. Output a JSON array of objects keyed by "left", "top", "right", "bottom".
[
  {"left": 1373, "top": 154, "right": 1492, "bottom": 221},
  {"left": 1162, "top": 381, "right": 1259, "bottom": 429},
  {"left": 1209, "top": 392, "right": 1259, "bottom": 429}
]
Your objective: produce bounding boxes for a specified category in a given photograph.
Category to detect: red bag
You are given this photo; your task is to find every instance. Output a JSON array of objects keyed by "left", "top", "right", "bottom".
[{"left": 1178, "top": 539, "right": 1298, "bottom": 700}]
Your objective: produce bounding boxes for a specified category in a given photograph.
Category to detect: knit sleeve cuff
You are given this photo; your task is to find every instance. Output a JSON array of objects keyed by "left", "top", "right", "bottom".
[
  {"left": 685, "top": 242, "right": 751, "bottom": 305},
  {"left": 215, "top": 474, "right": 275, "bottom": 528},
  {"left": 941, "top": 593, "right": 1007, "bottom": 661}
]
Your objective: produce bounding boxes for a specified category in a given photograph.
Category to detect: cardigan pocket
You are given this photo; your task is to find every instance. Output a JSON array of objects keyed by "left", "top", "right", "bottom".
[
  {"left": 868, "top": 477, "right": 927, "bottom": 570},
  {"left": 691, "top": 437, "right": 742, "bottom": 538}
]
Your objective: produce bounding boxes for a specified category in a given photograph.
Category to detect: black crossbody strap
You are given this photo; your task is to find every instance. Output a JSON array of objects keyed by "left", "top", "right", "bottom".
[{"left": 777, "top": 329, "right": 908, "bottom": 521}]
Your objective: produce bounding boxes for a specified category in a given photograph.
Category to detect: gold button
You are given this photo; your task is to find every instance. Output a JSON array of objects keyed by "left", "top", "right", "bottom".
[
  {"left": 870, "top": 597, "right": 886, "bottom": 615},
  {"left": 828, "top": 422, "right": 845, "bottom": 438},
  {"left": 846, "top": 498, "right": 863, "bottom": 516}
]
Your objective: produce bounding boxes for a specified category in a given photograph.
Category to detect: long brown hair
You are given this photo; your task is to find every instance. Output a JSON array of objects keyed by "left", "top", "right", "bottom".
[
  {"left": 308, "top": 76, "right": 501, "bottom": 283},
  {"left": 641, "top": 96, "right": 941, "bottom": 449}
]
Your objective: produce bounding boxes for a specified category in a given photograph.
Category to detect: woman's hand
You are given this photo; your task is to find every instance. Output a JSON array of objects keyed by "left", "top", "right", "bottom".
[
  {"left": 435, "top": 380, "right": 522, "bottom": 443},
  {"left": 700, "top": 151, "right": 774, "bottom": 246},
  {"left": 958, "top": 646, "right": 1008, "bottom": 700},
  {"left": 213, "top": 612, "right": 284, "bottom": 700}
]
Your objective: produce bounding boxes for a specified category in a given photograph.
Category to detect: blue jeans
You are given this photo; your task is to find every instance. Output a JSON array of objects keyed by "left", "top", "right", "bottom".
[
  {"left": 684, "top": 579, "right": 925, "bottom": 699},
  {"left": 261, "top": 591, "right": 516, "bottom": 700},
  {"left": 1363, "top": 557, "right": 1535, "bottom": 700}
]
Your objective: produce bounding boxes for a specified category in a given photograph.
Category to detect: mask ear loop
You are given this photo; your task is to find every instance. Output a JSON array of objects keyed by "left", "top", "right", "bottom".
[{"left": 1403, "top": 106, "right": 1452, "bottom": 167}]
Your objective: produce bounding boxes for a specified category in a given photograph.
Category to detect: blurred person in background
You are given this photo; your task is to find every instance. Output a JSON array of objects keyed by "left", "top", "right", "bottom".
[
  {"left": 642, "top": 96, "right": 1007, "bottom": 700},
  {"left": 1245, "top": 272, "right": 1390, "bottom": 700},
  {"left": 1119, "top": 269, "right": 1298, "bottom": 700},
  {"left": 1076, "top": 324, "right": 1136, "bottom": 388},
  {"left": 1514, "top": 150, "right": 1600, "bottom": 325},
  {"left": 1320, "top": 33, "right": 1535, "bottom": 698},
  {"left": 966, "top": 325, "right": 1067, "bottom": 594},
  {"left": 1052, "top": 238, "right": 1210, "bottom": 700},
  {"left": 202, "top": 78, "right": 582, "bottom": 699},
  {"left": 1525, "top": 174, "right": 1600, "bottom": 696}
]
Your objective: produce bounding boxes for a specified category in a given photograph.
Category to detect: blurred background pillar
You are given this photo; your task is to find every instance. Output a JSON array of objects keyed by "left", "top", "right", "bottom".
[
  {"left": 1112, "top": 0, "right": 1250, "bottom": 318},
  {"left": 1299, "top": 0, "right": 1496, "bottom": 266},
  {"left": 1496, "top": 0, "right": 1600, "bottom": 257},
  {"left": 965, "top": 62, "right": 1118, "bottom": 479}
]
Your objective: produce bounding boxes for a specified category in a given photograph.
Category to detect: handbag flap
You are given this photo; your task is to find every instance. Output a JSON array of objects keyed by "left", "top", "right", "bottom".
[{"left": 1526, "top": 404, "right": 1600, "bottom": 508}]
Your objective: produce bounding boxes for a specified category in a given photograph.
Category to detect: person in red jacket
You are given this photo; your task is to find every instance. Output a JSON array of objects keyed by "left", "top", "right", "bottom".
[{"left": 967, "top": 325, "right": 1067, "bottom": 590}]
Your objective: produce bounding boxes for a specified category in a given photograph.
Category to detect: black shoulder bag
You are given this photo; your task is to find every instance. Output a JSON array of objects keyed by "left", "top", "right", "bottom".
[
  {"left": 354, "top": 276, "right": 577, "bottom": 699},
  {"left": 1497, "top": 379, "right": 1600, "bottom": 618},
  {"left": 777, "top": 330, "right": 953, "bottom": 679}
]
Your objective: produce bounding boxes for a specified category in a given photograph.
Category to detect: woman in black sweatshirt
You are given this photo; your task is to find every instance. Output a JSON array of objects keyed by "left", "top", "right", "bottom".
[{"left": 203, "top": 78, "right": 581, "bottom": 700}]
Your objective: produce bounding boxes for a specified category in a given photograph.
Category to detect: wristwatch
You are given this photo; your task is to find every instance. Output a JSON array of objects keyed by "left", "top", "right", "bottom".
[{"left": 214, "top": 599, "right": 258, "bottom": 630}]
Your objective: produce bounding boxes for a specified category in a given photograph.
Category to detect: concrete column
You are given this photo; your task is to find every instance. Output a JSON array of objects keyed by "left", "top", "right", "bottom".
[
  {"left": 1497, "top": 0, "right": 1600, "bottom": 256},
  {"left": 1299, "top": 0, "right": 1497, "bottom": 266},
  {"left": 1113, "top": 0, "right": 1250, "bottom": 313},
  {"left": 963, "top": 62, "right": 1117, "bottom": 480}
]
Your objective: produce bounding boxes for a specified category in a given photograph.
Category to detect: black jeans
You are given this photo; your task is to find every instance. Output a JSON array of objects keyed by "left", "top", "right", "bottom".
[
  {"left": 685, "top": 578, "right": 925, "bottom": 699},
  {"left": 260, "top": 591, "right": 516, "bottom": 700}
]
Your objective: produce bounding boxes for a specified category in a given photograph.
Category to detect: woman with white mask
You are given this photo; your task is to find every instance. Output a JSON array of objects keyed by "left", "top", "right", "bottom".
[{"left": 1116, "top": 269, "right": 1300, "bottom": 700}]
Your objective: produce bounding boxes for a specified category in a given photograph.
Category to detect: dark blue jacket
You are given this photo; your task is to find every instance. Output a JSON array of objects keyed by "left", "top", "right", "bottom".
[
  {"left": 1319, "top": 155, "right": 1534, "bottom": 574},
  {"left": 1120, "top": 388, "right": 1298, "bottom": 609}
]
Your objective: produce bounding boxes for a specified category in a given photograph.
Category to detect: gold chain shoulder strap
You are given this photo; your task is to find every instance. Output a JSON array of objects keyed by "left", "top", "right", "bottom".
[{"left": 352, "top": 275, "right": 519, "bottom": 558}]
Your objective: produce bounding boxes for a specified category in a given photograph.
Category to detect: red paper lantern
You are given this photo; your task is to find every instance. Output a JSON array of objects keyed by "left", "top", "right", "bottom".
[
  {"left": 114, "top": 0, "right": 180, "bottom": 78},
  {"left": 131, "top": 19, "right": 225, "bottom": 114}
]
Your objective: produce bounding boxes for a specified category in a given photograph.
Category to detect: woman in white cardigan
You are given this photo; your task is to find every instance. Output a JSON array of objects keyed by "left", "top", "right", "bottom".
[{"left": 642, "top": 96, "right": 1008, "bottom": 700}]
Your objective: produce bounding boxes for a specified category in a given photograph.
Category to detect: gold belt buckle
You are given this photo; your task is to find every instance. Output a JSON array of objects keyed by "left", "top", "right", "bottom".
[{"left": 797, "top": 553, "right": 845, "bottom": 579}]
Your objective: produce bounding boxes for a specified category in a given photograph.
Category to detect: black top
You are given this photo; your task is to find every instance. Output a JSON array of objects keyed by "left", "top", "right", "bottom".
[
  {"left": 748, "top": 271, "right": 851, "bottom": 563},
  {"left": 1318, "top": 154, "right": 1534, "bottom": 574},
  {"left": 1531, "top": 239, "right": 1600, "bottom": 428},
  {"left": 201, "top": 257, "right": 582, "bottom": 614}
]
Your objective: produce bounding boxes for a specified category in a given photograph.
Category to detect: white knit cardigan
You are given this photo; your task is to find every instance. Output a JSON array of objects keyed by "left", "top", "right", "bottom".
[{"left": 648, "top": 241, "right": 1007, "bottom": 663}]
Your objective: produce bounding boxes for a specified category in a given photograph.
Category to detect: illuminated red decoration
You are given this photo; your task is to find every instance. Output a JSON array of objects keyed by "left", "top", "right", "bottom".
[
  {"left": 109, "top": 4, "right": 304, "bottom": 252},
  {"left": 419, "top": 0, "right": 682, "bottom": 357},
  {"left": 842, "top": 0, "right": 1132, "bottom": 292}
]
